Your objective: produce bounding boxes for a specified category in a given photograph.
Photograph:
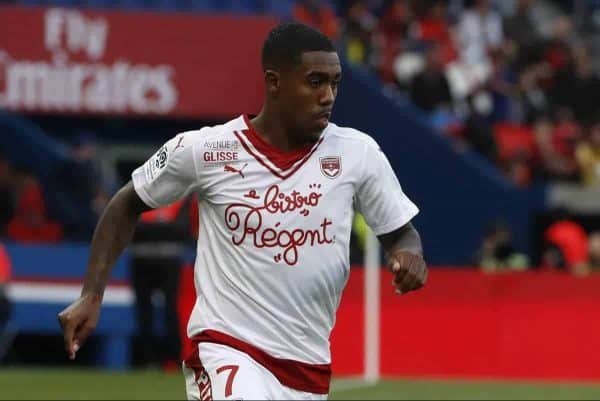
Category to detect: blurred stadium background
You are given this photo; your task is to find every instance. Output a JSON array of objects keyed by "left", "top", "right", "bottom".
[{"left": 1, "top": 0, "right": 600, "bottom": 399}]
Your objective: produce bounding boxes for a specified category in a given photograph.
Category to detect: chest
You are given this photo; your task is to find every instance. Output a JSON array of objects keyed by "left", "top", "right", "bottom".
[
  {"left": 209, "top": 153, "right": 353, "bottom": 219},
  {"left": 201, "top": 142, "right": 356, "bottom": 206},
  {"left": 198, "top": 148, "right": 357, "bottom": 265}
]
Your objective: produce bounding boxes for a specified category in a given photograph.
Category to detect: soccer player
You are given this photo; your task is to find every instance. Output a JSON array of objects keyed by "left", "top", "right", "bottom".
[{"left": 58, "top": 22, "right": 427, "bottom": 400}]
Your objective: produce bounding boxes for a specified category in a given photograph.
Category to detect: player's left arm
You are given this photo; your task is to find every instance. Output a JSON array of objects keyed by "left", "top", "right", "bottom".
[
  {"left": 354, "top": 135, "right": 427, "bottom": 296},
  {"left": 378, "top": 222, "right": 428, "bottom": 295}
]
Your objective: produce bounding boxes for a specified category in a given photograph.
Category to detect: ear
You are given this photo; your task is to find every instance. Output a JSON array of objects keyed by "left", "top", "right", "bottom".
[{"left": 264, "top": 69, "right": 280, "bottom": 96}]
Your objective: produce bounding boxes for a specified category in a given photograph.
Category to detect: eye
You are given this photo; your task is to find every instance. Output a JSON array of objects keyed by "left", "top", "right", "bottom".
[{"left": 309, "top": 79, "right": 321, "bottom": 88}]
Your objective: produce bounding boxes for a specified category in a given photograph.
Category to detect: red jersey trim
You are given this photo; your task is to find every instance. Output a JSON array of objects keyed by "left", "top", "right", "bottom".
[
  {"left": 190, "top": 330, "right": 331, "bottom": 394},
  {"left": 236, "top": 114, "right": 324, "bottom": 179},
  {"left": 235, "top": 131, "right": 323, "bottom": 180}
]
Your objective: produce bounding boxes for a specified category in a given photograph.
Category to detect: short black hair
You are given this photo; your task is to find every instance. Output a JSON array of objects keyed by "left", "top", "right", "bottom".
[{"left": 261, "top": 22, "right": 336, "bottom": 71}]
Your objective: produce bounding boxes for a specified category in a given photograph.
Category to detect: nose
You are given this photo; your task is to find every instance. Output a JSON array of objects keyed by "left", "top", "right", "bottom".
[{"left": 319, "top": 85, "right": 335, "bottom": 106}]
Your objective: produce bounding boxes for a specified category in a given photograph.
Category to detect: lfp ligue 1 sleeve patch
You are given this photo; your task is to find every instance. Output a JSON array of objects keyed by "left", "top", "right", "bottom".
[
  {"left": 320, "top": 156, "right": 341, "bottom": 179},
  {"left": 145, "top": 145, "right": 169, "bottom": 182}
]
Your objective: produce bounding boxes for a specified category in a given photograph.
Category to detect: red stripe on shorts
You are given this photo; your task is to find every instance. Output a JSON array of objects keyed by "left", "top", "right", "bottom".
[
  {"left": 191, "top": 330, "right": 331, "bottom": 394},
  {"left": 183, "top": 345, "right": 213, "bottom": 400}
]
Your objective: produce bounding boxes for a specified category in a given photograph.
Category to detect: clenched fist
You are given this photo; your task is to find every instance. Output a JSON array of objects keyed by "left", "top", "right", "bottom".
[{"left": 389, "top": 251, "right": 428, "bottom": 295}]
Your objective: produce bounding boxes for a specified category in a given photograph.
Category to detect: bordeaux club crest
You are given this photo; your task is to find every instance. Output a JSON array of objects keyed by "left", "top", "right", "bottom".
[{"left": 320, "top": 156, "right": 341, "bottom": 179}]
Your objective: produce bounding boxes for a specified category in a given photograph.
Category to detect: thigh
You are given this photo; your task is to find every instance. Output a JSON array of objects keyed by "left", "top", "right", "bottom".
[
  {"left": 200, "top": 343, "right": 327, "bottom": 400},
  {"left": 199, "top": 343, "right": 272, "bottom": 400},
  {"left": 183, "top": 342, "right": 274, "bottom": 400}
]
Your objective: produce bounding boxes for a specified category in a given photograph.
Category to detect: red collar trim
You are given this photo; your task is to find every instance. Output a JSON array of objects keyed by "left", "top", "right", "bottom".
[
  {"left": 241, "top": 114, "right": 323, "bottom": 171},
  {"left": 236, "top": 115, "right": 324, "bottom": 179}
]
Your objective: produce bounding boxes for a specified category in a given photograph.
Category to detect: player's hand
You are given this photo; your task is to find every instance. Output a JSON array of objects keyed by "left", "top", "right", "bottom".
[
  {"left": 57, "top": 293, "right": 102, "bottom": 360},
  {"left": 389, "top": 251, "right": 428, "bottom": 295}
]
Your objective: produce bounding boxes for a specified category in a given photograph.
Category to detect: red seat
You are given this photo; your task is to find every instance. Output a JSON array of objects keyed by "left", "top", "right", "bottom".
[{"left": 493, "top": 123, "right": 537, "bottom": 162}]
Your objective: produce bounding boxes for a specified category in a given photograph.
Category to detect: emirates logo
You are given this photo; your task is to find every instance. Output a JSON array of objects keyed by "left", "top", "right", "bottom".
[{"left": 320, "top": 156, "right": 341, "bottom": 179}]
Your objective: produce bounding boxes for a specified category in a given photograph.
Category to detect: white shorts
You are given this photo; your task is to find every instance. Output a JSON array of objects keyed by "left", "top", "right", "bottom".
[{"left": 182, "top": 342, "right": 328, "bottom": 400}]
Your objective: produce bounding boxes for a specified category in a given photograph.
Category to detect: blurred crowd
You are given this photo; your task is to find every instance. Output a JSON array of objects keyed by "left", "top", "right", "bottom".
[
  {"left": 296, "top": 0, "right": 600, "bottom": 188},
  {"left": 1, "top": 0, "right": 599, "bottom": 275},
  {"left": 475, "top": 217, "right": 600, "bottom": 276},
  {"left": 0, "top": 134, "right": 113, "bottom": 244},
  {"left": 294, "top": 0, "right": 600, "bottom": 275},
  {"left": 0, "top": 137, "right": 194, "bottom": 368}
]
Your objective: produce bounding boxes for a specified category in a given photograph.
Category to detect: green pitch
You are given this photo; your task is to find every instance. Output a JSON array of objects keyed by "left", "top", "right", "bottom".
[{"left": 1, "top": 368, "right": 600, "bottom": 400}]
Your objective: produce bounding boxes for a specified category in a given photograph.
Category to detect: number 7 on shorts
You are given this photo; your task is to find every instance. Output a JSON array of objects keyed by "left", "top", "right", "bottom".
[{"left": 216, "top": 365, "right": 239, "bottom": 397}]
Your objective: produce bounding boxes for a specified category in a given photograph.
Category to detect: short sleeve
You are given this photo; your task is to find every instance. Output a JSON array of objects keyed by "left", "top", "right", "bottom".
[
  {"left": 131, "top": 133, "right": 199, "bottom": 209},
  {"left": 355, "top": 140, "right": 419, "bottom": 236}
]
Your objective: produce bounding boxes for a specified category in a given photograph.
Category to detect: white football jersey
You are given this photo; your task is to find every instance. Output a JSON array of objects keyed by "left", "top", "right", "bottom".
[{"left": 132, "top": 115, "right": 418, "bottom": 366}]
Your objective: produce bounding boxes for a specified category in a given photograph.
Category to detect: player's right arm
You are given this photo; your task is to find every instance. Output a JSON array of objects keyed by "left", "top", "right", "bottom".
[
  {"left": 58, "top": 132, "right": 200, "bottom": 360},
  {"left": 57, "top": 182, "right": 149, "bottom": 359}
]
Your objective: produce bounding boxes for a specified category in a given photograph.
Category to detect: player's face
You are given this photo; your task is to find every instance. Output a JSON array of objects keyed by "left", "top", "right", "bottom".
[{"left": 280, "top": 51, "right": 342, "bottom": 142}]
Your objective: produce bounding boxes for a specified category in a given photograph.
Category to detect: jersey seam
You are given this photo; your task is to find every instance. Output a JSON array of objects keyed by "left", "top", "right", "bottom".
[
  {"left": 327, "top": 128, "right": 377, "bottom": 145},
  {"left": 356, "top": 140, "right": 371, "bottom": 197},
  {"left": 134, "top": 182, "right": 159, "bottom": 209},
  {"left": 190, "top": 140, "right": 203, "bottom": 199},
  {"left": 370, "top": 211, "right": 417, "bottom": 236}
]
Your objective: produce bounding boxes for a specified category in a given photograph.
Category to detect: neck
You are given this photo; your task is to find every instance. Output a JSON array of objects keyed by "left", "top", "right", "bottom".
[{"left": 251, "top": 105, "right": 304, "bottom": 153}]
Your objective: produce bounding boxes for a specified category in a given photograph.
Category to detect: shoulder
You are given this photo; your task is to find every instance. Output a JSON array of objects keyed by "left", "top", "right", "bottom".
[
  {"left": 176, "top": 116, "right": 243, "bottom": 145},
  {"left": 325, "top": 123, "right": 381, "bottom": 152}
]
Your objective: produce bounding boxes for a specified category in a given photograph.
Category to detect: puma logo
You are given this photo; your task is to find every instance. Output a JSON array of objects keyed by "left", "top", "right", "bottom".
[{"left": 224, "top": 163, "right": 248, "bottom": 178}]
